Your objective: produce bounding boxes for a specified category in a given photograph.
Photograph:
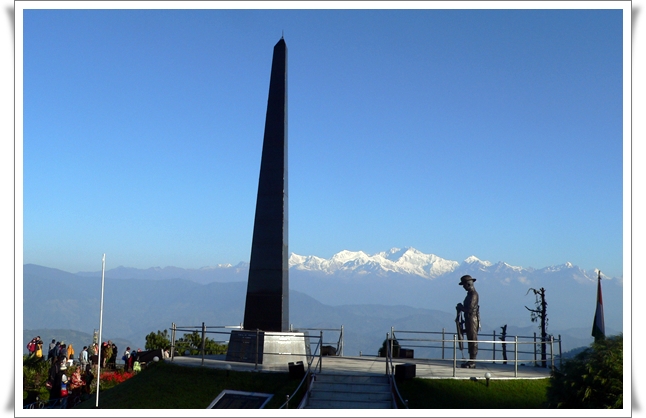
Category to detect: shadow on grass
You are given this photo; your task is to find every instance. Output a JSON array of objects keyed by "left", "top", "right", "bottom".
[{"left": 74, "top": 361, "right": 302, "bottom": 409}]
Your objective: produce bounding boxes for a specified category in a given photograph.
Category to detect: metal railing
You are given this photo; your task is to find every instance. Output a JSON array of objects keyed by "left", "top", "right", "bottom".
[
  {"left": 169, "top": 323, "right": 344, "bottom": 355},
  {"left": 385, "top": 331, "right": 409, "bottom": 409},
  {"left": 23, "top": 397, "right": 69, "bottom": 409},
  {"left": 170, "top": 322, "right": 243, "bottom": 366},
  {"left": 389, "top": 327, "right": 562, "bottom": 377},
  {"left": 168, "top": 322, "right": 348, "bottom": 408},
  {"left": 389, "top": 328, "right": 562, "bottom": 367},
  {"left": 291, "top": 324, "right": 344, "bottom": 357},
  {"left": 280, "top": 333, "right": 323, "bottom": 409},
  {"left": 169, "top": 322, "right": 344, "bottom": 365}
]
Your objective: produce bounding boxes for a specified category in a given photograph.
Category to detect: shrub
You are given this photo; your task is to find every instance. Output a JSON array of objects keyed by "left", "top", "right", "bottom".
[
  {"left": 174, "top": 331, "right": 228, "bottom": 355},
  {"left": 546, "top": 334, "right": 622, "bottom": 408},
  {"left": 22, "top": 355, "right": 50, "bottom": 389}
]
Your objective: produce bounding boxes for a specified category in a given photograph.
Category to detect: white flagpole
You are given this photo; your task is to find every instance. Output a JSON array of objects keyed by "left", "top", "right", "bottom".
[{"left": 95, "top": 254, "right": 106, "bottom": 408}]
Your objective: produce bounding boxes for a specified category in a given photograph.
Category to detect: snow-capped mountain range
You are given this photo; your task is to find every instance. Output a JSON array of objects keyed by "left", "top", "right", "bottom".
[
  {"left": 290, "top": 248, "right": 459, "bottom": 279},
  {"left": 74, "top": 246, "right": 620, "bottom": 285},
  {"left": 288, "top": 247, "right": 616, "bottom": 283},
  {"left": 28, "top": 247, "right": 623, "bottom": 344}
]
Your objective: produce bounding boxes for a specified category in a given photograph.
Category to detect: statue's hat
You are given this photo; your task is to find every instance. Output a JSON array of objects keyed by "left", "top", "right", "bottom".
[{"left": 458, "top": 275, "right": 476, "bottom": 285}]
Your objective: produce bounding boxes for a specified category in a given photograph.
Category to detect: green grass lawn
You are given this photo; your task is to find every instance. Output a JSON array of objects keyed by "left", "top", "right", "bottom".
[
  {"left": 74, "top": 362, "right": 303, "bottom": 409},
  {"left": 73, "top": 361, "right": 549, "bottom": 409},
  {"left": 397, "top": 377, "right": 550, "bottom": 408}
]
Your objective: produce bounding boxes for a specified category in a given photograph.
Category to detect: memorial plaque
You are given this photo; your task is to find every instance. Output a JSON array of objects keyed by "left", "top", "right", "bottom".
[
  {"left": 225, "top": 330, "right": 264, "bottom": 363},
  {"left": 206, "top": 390, "right": 273, "bottom": 409}
]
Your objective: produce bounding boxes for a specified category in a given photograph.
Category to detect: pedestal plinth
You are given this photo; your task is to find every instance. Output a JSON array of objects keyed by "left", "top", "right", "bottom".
[{"left": 226, "top": 330, "right": 310, "bottom": 366}]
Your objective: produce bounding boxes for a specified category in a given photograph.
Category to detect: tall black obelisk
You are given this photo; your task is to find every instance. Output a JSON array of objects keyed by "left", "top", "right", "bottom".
[{"left": 243, "top": 38, "right": 288, "bottom": 332}]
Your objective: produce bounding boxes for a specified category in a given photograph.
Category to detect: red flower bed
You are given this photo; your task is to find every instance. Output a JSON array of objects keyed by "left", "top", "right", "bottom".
[{"left": 100, "top": 371, "right": 134, "bottom": 384}]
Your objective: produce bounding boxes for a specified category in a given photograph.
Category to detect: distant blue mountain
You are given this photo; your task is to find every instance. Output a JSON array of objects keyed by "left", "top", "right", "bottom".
[{"left": 22, "top": 258, "right": 622, "bottom": 358}]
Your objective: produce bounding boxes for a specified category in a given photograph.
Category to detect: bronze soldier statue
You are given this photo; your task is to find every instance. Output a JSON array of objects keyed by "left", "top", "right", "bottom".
[{"left": 456, "top": 275, "right": 480, "bottom": 368}]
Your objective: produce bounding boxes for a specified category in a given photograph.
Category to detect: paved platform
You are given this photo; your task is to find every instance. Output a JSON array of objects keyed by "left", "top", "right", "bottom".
[{"left": 169, "top": 354, "right": 552, "bottom": 380}]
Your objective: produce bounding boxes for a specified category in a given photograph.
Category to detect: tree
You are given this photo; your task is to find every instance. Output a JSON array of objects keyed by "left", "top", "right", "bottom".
[
  {"left": 525, "top": 287, "right": 549, "bottom": 367},
  {"left": 546, "top": 334, "right": 623, "bottom": 408},
  {"left": 145, "top": 330, "right": 171, "bottom": 351},
  {"left": 175, "top": 331, "right": 227, "bottom": 356}
]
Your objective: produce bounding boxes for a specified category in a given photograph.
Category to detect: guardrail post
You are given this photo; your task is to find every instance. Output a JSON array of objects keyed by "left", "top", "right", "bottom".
[
  {"left": 441, "top": 328, "right": 445, "bottom": 360},
  {"left": 340, "top": 325, "right": 344, "bottom": 357},
  {"left": 550, "top": 335, "right": 555, "bottom": 371},
  {"left": 201, "top": 322, "right": 206, "bottom": 366},
  {"left": 170, "top": 323, "right": 176, "bottom": 361},
  {"left": 514, "top": 336, "right": 518, "bottom": 377},
  {"left": 491, "top": 329, "right": 496, "bottom": 364},
  {"left": 533, "top": 332, "right": 537, "bottom": 367},
  {"left": 558, "top": 334, "right": 562, "bottom": 369},
  {"left": 319, "top": 331, "right": 323, "bottom": 372},
  {"left": 391, "top": 328, "right": 396, "bottom": 373},
  {"left": 453, "top": 334, "right": 457, "bottom": 378},
  {"left": 255, "top": 329, "right": 259, "bottom": 370},
  {"left": 387, "top": 332, "right": 390, "bottom": 375}
]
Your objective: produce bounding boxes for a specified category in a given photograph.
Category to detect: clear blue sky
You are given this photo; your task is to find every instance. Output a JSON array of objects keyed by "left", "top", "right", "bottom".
[{"left": 21, "top": 5, "right": 625, "bottom": 277}]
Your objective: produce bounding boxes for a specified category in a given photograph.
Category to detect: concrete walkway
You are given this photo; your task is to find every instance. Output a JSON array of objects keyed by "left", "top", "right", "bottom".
[{"left": 169, "top": 354, "right": 552, "bottom": 380}]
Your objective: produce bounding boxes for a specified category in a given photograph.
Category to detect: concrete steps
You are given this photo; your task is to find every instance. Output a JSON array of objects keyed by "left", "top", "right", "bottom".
[{"left": 303, "top": 373, "right": 393, "bottom": 409}]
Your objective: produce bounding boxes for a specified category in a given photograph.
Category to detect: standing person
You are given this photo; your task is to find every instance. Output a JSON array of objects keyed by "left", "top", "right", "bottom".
[
  {"left": 53, "top": 341, "right": 62, "bottom": 362},
  {"left": 79, "top": 346, "right": 89, "bottom": 371},
  {"left": 67, "top": 343, "right": 75, "bottom": 364},
  {"left": 59, "top": 343, "right": 68, "bottom": 365},
  {"left": 89, "top": 343, "right": 98, "bottom": 366},
  {"left": 35, "top": 336, "right": 44, "bottom": 360},
  {"left": 48, "top": 355, "right": 66, "bottom": 399},
  {"left": 59, "top": 358, "right": 70, "bottom": 405},
  {"left": 122, "top": 347, "right": 131, "bottom": 372},
  {"left": 48, "top": 339, "right": 56, "bottom": 363},
  {"left": 100, "top": 342, "right": 111, "bottom": 368},
  {"left": 47, "top": 357, "right": 59, "bottom": 397},
  {"left": 27, "top": 337, "right": 37, "bottom": 357},
  {"left": 109, "top": 342, "right": 118, "bottom": 370},
  {"left": 127, "top": 348, "right": 136, "bottom": 372},
  {"left": 456, "top": 275, "right": 480, "bottom": 369}
]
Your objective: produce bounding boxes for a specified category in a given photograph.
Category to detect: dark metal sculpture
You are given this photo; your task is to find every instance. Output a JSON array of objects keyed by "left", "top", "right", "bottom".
[
  {"left": 499, "top": 324, "right": 508, "bottom": 364},
  {"left": 243, "top": 38, "right": 289, "bottom": 332},
  {"left": 455, "top": 307, "right": 464, "bottom": 352},
  {"left": 456, "top": 275, "right": 480, "bottom": 368},
  {"left": 525, "top": 287, "right": 548, "bottom": 368}
]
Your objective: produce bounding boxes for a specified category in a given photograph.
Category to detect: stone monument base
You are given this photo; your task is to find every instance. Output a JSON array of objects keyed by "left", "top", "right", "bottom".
[{"left": 226, "top": 330, "right": 310, "bottom": 366}]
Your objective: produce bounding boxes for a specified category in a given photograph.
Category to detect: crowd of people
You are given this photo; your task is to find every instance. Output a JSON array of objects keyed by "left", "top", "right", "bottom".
[
  {"left": 26, "top": 336, "right": 78, "bottom": 367},
  {"left": 32, "top": 337, "right": 138, "bottom": 369},
  {"left": 46, "top": 353, "right": 94, "bottom": 405},
  {"left": 28, "top": 336, "right": 146, "bottom": 406}
]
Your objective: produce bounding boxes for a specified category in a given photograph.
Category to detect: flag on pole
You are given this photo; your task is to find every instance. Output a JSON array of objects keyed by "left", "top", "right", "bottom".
[{"left": 591, "top": 270, "right": 605, "bottom": 341}]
